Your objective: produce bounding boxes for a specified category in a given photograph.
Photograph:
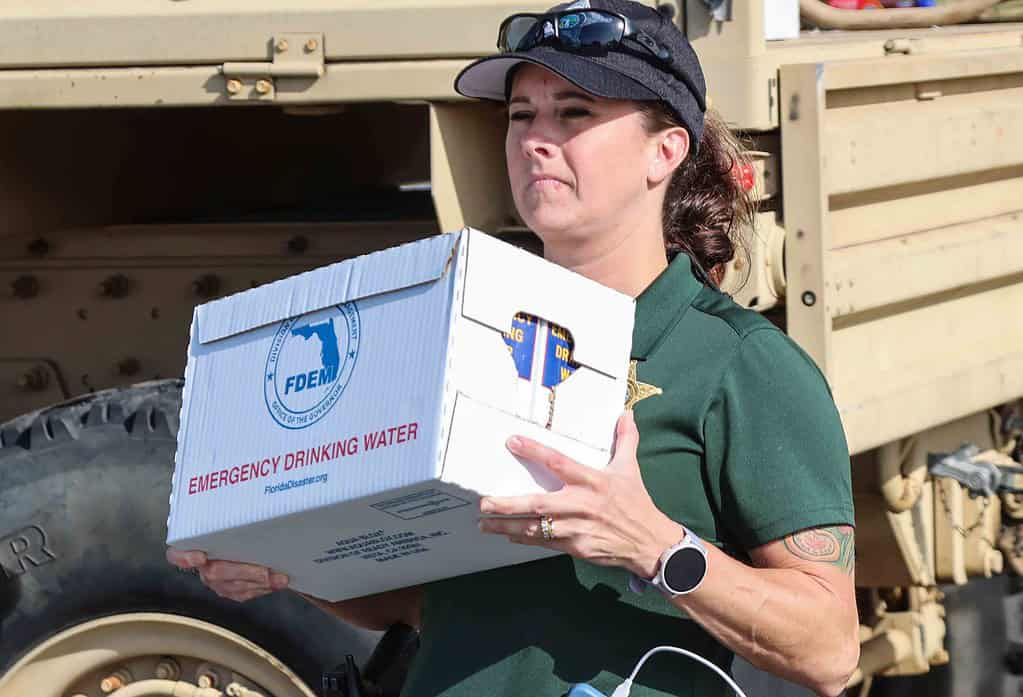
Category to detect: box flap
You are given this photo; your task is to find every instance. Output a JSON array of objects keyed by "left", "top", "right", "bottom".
[
  {"left": 197, "top": 231, "right": 460, "bottom": 344},
  {"left": 460, "top": 230, "right": 634, "bottom": 378}
]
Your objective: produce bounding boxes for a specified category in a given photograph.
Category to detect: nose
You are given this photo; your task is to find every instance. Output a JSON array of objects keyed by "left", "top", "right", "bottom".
[{"left": 519, "top": 118, "right": 557, "bottom": 162}]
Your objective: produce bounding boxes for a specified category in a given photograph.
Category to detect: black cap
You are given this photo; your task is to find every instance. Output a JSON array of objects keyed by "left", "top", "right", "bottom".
[{"left": 454, "top": 0, "right": 707, "bottom": 147}]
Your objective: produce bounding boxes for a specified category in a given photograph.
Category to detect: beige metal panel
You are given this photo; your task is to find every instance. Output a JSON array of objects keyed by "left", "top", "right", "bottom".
[
  {"left": 822, "top": 46, "right": 1023, "bottom": 92},
  {"left": 727, "top": 18, "right": 1023, "bottom": 129},
  {"left": 781, "top": 62, "right": 833, "bottom": 375},
  {"left": 777, "top": 21, "right": 1023, "bottom": 49},
  {"left": 429, "top": 102, "right": 516, "bottom": 234},
  {"left": 0, "top": 359, "right": 67, "bottom": 423},
  {"left": 825, "top": 86, "right": 1023, "bottom": 196},
  {"left": 0, "top": 1, "right": 551, "bottom": 68},
  {"left": 686, "top": 0, "right": 777, "bottom": 131},
  {"left": 719, "top": 211, "right": 786, "bottom": 312},
  {"left": 0, "top": 61, "right": 472, "bottom": 109},
  {"left": 829, "top": 212, "right": 1023, "bottom": 316},
  {"left": 830, "top": 167, "right": 1023, "bottom": 248},
  {"left": 832, "top": 282, "right": 1023, "bottom": 455},
  {"left": 0, "top": 222, "right": 441, "bottom": 423},
  {"left": 3, "top": 222, "right": 438, "bottom": 262}
]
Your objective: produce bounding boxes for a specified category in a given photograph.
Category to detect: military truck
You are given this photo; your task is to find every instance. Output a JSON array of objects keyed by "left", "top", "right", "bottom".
[{"left": 1, "top": 1, "right": 1022, "bottom": 696}]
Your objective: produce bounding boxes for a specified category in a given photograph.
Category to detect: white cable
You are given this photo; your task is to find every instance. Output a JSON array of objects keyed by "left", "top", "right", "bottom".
[{"left": 609, "top": 645, "right": 749, "bottom": 697}]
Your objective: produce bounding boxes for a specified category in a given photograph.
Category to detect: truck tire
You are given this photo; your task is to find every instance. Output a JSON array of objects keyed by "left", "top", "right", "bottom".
[{"left": 0, "top": 380, "right": 374, "bottom": 692}]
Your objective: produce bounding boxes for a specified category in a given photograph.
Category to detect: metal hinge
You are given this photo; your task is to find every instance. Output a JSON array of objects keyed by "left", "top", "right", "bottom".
[{"left": 220, "top": 33, "right": 325, "bottom": 101}]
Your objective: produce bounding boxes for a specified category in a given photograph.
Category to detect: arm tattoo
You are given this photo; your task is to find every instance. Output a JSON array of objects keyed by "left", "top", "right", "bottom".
[{"left": 782, "top": 525, "right": 855, "bottom": 574}]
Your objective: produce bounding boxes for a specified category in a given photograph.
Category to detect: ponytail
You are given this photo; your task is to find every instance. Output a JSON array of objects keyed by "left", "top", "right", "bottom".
[{"left": 638, "top": 104, "right": 756, "bottom": 282}]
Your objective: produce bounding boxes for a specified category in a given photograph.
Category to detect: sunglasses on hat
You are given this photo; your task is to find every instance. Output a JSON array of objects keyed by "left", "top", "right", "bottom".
[
  {"left": 496, "top": 9, "right": 706, "bottom": 111},
  {"left": 498, "top": 10, "right": 672, "bottom": 67}
]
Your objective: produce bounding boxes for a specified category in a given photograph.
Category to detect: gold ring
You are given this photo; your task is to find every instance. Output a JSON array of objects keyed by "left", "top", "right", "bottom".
[{"left": 540, "top": 516, "right": 555, "bottom": 541}]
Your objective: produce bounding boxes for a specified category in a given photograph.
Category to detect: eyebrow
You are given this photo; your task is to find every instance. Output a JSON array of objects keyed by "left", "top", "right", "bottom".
[{"left": 508, "top": 90, "right": 597, "bottom": 105}]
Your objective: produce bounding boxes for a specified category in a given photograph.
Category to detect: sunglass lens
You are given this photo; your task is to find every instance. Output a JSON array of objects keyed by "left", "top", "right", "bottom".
[
  {"left": 557, "top": 11, "right": 624, "bottom": 48},
  {"left": 501, "top": 16, "right": 544, "bottom": 52}
]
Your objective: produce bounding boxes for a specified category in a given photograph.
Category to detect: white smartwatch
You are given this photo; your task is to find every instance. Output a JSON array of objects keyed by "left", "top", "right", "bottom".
[{"left": 629, "top": 528, "right": 709, "bottom": 598}]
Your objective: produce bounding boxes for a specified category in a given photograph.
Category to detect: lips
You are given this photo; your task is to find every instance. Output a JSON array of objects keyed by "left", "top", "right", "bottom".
[{"left": 528, "top": 173, "right": 570, "bottom": 189}]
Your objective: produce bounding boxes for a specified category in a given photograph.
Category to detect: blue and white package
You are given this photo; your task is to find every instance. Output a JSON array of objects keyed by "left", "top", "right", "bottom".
[{"left": 167, "top": 229, "right": 634, "bottom": 602}]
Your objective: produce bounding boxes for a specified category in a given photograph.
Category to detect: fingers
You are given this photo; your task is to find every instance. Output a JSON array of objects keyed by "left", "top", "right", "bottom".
[
  {"left": 479, "top": 516, "right": 545, "bottom": 538},
  {"left": 479, "top": 494, "right": 546, "bottom": 516},
  {"left": 167, "top": 548, "right": 288, "bottom": 602},
  {"left": 506, "top": 436, "right": 600, "bottom": 488},
  {"left": 166, "top": 547, "right": 207, "bottom": 568},
  {"left": 200, "top": 565, "right": 290, "bottom": 602},
  {"left": 202, "top": 559, "right": 273, "bottom": 585},
  {"left": 608, "top": 410, "right": 640, "bottom": 469},
  {"left": 479, "top": 515, "right": 579, "bottom": 543}
]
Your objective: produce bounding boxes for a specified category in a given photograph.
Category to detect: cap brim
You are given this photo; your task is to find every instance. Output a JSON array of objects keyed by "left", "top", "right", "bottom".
[{"left": 455, "top": 46, "right": 660, "bottom": 103}]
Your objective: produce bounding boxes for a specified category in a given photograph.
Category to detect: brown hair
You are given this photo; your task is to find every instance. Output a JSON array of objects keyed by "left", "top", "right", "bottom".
[{"left": 637, "top": 102, "right": 756, "bottom": 284}]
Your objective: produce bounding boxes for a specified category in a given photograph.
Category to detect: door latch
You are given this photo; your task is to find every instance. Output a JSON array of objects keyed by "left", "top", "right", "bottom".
[{"left": 221, "top": 33, "right": 325, "bottom": 101}]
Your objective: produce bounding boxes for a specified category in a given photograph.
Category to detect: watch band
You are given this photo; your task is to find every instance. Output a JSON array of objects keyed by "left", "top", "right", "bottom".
[{"left": 628, "top": 528, "right": 709, "bottom": 598}]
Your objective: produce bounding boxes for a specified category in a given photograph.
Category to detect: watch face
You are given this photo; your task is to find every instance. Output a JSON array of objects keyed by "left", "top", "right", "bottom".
[{"left": 663, "top": 547, "right": 707, "bottom": 594}]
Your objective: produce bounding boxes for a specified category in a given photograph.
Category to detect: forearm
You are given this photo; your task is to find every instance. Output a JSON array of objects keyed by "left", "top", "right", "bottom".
[
  {"left": 673, "top": 547, "right": 858, "bottom": 697},
  {"left": 300, "top": 585, "right": 423, "bottom": 632}
]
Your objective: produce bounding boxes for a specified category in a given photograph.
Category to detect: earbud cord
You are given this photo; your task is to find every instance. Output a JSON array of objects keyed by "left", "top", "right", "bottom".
[{"left": 608, "top": 645, "right": 749, "bottom": 697}]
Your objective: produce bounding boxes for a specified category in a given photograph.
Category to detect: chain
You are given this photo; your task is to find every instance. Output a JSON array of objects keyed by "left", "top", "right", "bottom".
[{"left": 935, "top": 478, "right": 995, "bottom": 547}]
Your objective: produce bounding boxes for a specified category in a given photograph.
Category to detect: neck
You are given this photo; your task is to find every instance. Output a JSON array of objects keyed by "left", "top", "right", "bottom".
[{"left": 542, "top": 221, "right": 668, "bottom": 299}]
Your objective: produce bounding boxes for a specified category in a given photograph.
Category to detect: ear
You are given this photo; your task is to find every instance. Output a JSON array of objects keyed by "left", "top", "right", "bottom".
[{"left": 648, "top": 126, "right": 690, "bottom": 187}]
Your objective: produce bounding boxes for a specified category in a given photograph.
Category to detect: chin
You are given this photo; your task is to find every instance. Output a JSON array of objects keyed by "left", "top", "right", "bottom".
[{"left": 520, "top": 208, "right": 585, "bottom": 246}]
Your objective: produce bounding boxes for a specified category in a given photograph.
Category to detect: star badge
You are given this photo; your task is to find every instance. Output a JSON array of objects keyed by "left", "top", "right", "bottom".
[{"left": 625, "top": 360, "right": 662, "bottom": 410}]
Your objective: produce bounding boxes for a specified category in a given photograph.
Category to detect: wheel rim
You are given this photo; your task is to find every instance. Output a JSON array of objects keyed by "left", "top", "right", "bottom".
[{"left": 0, "top": 612, "right": 317, "bottom": 697}]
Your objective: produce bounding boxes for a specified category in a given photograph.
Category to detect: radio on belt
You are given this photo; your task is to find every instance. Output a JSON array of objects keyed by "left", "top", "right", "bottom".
[{"left": 167, "top": 229, "right": 635, "bottom": 601}]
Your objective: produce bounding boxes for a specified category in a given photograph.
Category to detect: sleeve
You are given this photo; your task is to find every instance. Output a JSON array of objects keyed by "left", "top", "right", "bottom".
[{"left": 703, "top": 327, "right": 854, "bottom": 550}]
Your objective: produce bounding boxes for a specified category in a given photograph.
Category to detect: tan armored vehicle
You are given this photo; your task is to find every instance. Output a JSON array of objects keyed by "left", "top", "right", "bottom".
[{"left": 1, "top": 1, "right": 1022, "bottom": 696}]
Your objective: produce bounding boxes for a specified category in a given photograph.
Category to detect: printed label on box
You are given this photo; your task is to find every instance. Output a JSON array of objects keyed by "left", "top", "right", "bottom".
[
  {"left": 503, "top": 313, "right": 539, "bottom": 380},
  {"left": 543, "top": 322, "right": 576, "bottom": 388},
  {"left": 313, "top": 528, "right": 453, "bottom": 565},
  {"left": 264, "top": 302, "right": 361, "bottom": 430},
  {"left": 371, "top": 488, "right": 473, "bottom": 520}
]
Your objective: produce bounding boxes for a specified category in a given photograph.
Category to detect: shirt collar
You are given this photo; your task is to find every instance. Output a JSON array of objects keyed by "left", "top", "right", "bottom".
[{"left": 632, "top": 253, "right": 705, "bottom": 360}]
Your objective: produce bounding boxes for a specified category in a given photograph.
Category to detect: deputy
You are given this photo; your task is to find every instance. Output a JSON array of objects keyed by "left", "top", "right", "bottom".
[{"left": 168, "top": 1, "right": 859, "bottom": 695}]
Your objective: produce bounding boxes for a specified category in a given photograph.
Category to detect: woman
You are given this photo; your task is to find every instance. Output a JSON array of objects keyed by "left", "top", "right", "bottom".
[{"left": 169, "top": 1, "right": 859, "bottom": 695}]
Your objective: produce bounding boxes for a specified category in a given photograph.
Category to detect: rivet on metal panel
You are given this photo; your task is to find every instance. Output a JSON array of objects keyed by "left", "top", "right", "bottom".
[
  {"left": 99, "top": 274, "right": 131, "bottom": 298},
  {"left": 26, "top": 238, "right": 49, "bottom": 256},
  {"left": 256, "top": 79, "right": 273, "bottom": 95},
  {"left": 192, "top": 274, "right": 222, "bottom": 299},
  {"left": 802, "top": 291, "right": 817, "bottom": 307},
  {"left": 226, "top": 79, "right": 242, "bottom": 95},
  {"left": 11, "top": 275, "right": 40, "bottom": 299},
  {"left": 884, "top": 38, "right": 913, "bottom": 55},
  {"left": 287, "top": 235, "right": 310, "bottom": 254},
  {"left": 305, "top": 38, "right": 319, "bottom": 53},
  {"left": 117, "top": 358, "right": 141, "bottom": 377},
  {"left": 275, "top": 39, "right": 289, "bottom": 53},
  {"left": 788, "top": 93, "right": 800, "bottom": 122},
  {"left": 16, "top": 366, "right": 49, "bottom": 392}
]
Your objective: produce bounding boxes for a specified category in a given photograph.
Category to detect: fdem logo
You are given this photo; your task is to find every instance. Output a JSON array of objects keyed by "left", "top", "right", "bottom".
[{"left": 264, "top": 303, "right": 360, "bottom": 429}]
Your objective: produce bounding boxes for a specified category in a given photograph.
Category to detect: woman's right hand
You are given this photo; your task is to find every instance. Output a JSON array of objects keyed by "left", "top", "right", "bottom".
[{"left": 166, "top": 548, "right": 289, "bottom": 602}]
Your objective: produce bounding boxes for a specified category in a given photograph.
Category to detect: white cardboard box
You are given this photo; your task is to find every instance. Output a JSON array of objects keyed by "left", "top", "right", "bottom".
[{"left": 167, "top": 229, "right": 634, "bottom": 601}]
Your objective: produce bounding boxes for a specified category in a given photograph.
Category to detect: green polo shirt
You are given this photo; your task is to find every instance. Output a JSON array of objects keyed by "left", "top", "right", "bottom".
[{"left": 401, "top": 254, "right": 854, "bottom": 697}]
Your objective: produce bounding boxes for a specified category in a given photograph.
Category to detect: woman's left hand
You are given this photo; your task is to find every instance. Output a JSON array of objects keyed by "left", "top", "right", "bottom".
[{"left": 478, "top": 410, "right": 682, "bottom": 579}]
